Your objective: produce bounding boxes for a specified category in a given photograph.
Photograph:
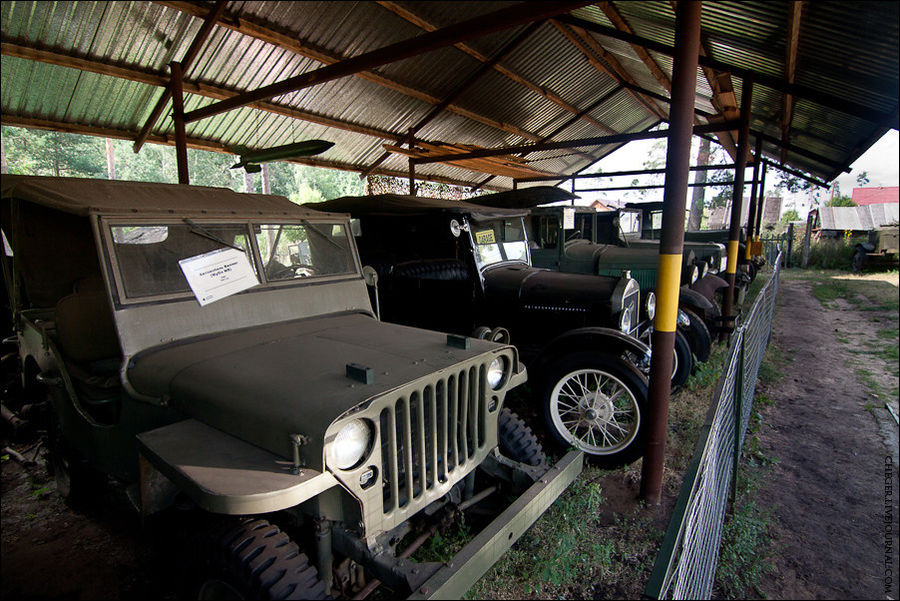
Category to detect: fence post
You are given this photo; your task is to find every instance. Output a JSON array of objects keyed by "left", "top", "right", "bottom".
[
  {"left": 786, "top": 223, "right": 794, "bottom": 267},
  {"left": 801, "top": 212, "right": 814, "bottom": 268},
  {"left": 730, "top": 329, "right": 745, "bottom": 507}
]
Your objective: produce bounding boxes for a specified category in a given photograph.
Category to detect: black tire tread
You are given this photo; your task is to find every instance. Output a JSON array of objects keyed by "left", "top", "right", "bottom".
[
  {"left": 680, "top": 308, "right": 713, "bottom": 364},
  {"left": 207, "top": 519, "right": 327, "bottom": 600},
  {"left": 497, "top": 408, "right": 548, "bottom": 468}
]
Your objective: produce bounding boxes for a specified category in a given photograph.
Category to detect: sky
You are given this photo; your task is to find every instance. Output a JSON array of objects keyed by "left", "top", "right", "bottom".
[{"left": 581, "top": 129, "right": 899, "bottom": 219}]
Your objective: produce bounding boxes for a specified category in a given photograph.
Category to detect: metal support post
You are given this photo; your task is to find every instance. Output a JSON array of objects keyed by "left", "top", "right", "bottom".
[
  {"left": 639, "top": 0, "right": 701, "bottom": 505},
  {"left": 745, "top": 136, "right": 763, "bottom": 260},
  {"left": 720, "top": 76, "right": 753, "bottom": 342},
  {"left": 170, "top": 61, "right": 189, "bottom": 185},
  {"left": 755, "top": 160, "right": 768, "bottom": 238},
  {"left": 408, "top": 128, "right": 416, "bottom": 196}
]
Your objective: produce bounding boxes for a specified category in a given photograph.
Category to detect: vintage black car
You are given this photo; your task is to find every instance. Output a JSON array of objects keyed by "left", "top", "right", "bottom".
[
  {"left": 310, "top": 194, "right": 654, "bottom": 467},
  {"left": 474, "top": 191, "right": 719, "bottom": 365},
  {"left": 2, "top": 175, "right": 581, "bottom": 599}
]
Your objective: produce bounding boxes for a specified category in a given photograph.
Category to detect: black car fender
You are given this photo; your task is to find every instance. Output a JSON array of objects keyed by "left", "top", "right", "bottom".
[
  {"left": 529, "top": 327, "right": 650, "bottom": 379},
  {"left": 686, "top": 275, "right": 727, "bottom": 306}
]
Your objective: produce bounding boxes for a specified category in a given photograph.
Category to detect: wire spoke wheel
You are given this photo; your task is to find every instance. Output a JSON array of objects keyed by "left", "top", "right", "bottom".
[{"left": 549, "top": 368, "right": 640, "bottom": 456}]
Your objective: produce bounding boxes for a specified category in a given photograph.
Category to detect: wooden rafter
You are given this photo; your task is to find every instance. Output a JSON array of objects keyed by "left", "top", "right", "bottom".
[
  {"left": 0, "top": 41, "right": 404, "bottom": 144},
  {"left": 176, "top": 1, "right": 590, "bottom": 124},
  {"left": 0, "top": 115, "right": 506, "bottom": 191},
  {"left": 599, "top": 2, "right": 671, "bottom": 93},
  {"left": 781, "top": 1, "right": 803, "bottom": 163},
  {"left": 377, "top": 1, "right": 616, "bottom": 136},
  {"left": 156, "top": 1, "right": 543, "bottom": 143},
  {"left": 383, "top": 141, "right": 558, "bottom": 180},
  {"left": 550, "top": 19, "right": 668, "bottom": 120}
]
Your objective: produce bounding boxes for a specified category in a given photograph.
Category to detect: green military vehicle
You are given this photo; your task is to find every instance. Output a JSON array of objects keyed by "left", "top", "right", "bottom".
[{"left": 1, "top": 175, "right": 581, "bottom": 599}]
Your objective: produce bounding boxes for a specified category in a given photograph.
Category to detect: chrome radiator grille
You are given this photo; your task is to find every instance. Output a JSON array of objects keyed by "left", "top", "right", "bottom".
[
  {"left": 379, "top": 364, "right": 488, "bottom": 513},
  {"left": 624, "top": 289, "right": 640, "bottom": 336}
]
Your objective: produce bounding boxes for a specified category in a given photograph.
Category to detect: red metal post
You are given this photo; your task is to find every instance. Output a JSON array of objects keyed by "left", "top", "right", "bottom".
[
  {"left": 170, "top": 61, "right": 189, "bottom": 185},
  {"left": 721, "top": 77, "right": 753, "bottom": 340},
  {"left": 639, "top": 0, "right": 702, "bottom": 505}
]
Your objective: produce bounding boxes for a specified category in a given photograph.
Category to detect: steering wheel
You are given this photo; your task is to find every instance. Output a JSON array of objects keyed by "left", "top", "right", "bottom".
[{"left": 292, "top": 263, "right": 322, "bottom": 278}]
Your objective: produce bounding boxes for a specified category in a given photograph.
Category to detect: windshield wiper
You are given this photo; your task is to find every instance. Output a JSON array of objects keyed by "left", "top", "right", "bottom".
[{"left": 183, "top": 219, "right": 244, "bottom": 252}]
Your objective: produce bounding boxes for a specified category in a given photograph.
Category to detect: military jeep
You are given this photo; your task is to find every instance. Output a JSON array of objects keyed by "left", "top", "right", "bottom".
[
  {"left": 1, "top": 175, "right": 581, "bottom": 599},
  {"left": 310, "top": 194, "right": 653, "bottom": 467}
]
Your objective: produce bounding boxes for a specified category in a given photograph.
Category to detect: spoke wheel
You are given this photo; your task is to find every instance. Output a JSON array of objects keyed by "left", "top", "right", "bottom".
[{"left": 540, "top": 352, "right": 649, "bottom": 468}]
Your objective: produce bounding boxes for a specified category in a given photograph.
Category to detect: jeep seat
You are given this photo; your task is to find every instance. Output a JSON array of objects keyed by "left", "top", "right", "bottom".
[
  {"left": 55, "top": 278, "right": 121, "bottom": 377},
  {"left": 391, "top": 259, "right": 470, "bottom": 281}
]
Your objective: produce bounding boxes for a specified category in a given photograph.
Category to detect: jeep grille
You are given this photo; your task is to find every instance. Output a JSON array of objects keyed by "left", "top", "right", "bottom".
[{"left": 379, "top": 364, "right": 487, "bottom": 513}]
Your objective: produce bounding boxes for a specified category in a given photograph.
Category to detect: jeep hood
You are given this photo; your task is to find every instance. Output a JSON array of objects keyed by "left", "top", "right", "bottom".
[
  {"left": 127, "top": 312, "right": 507, "bottom": 468},
  {"left": 482, "top": 264, "right": 618, "bottom": 311}
]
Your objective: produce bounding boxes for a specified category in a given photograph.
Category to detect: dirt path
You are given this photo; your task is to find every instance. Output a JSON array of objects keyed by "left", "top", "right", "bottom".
[{"left": 754, "top": 275, "right": 899, "bottom": 600}]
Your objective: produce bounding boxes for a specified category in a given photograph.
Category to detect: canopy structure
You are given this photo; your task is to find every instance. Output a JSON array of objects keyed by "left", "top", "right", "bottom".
[{"left": 1, "top": 1, "right": 896, "bottom": 190}]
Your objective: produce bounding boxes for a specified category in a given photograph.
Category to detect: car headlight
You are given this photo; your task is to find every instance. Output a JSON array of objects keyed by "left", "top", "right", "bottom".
[
  {"left": 697, "top": 261, "right": 708, "bottom": 279},
  {"left": 645, "top": 292, "right": 656, "bottom": 320},
  {"left": 719, "top": 255, "right": 728, "bottom": 272},
  {"left": 487, "top": 356, "right": 506, "bottom": 390},
  {"left": 619, "top": 306, "right": 633, "bottom": 333},
  {"left": 677, "top": 309, "right": 691, "bottom": 327},
  {"left": 328, "top": 419, "right": 371, "bottom": 470},
  {"left": 690, "top": 265, "right": 699, "bottom": 284}
]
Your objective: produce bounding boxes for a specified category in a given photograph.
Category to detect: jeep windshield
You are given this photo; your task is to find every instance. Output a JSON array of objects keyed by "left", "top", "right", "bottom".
[
  {"left": 108, "top": 220, "right": 355, "bottom": 300},
  {"left": 469, "top": 217, "right": 529, "bottom": 270}
]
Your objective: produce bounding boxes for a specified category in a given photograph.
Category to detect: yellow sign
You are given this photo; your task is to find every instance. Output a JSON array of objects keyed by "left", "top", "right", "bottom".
[{"left": 475, "top": 229, "right": 496, "bottom": 244}]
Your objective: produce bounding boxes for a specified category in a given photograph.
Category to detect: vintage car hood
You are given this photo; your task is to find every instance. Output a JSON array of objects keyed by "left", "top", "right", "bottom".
[
  {"left": 565, "top": 241, "right": 659, "bottom": 269},
  {"left": 482, "top": 263, "right": 618, "bottom": 310},
  {"left": 127, "top": 312, "right": 506, "bottom": 467}
]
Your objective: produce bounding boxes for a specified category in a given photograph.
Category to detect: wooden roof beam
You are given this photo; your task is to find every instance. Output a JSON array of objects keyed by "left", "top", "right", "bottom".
[
  {"left": 158, "top": 1, "right": 545, "bottom": 144},
  {"left": 550, "top": 19, "right": 668, "bottom": 121},
  {"left": 414, "top": 120, "right": 739, "bottom": 166},
  {"left": 358, "top": 20, "right": 549, "bottom": 179},
  {"left": 0, "top": 115, "right": 506, "bottom": 191},
  {"left": 781, "top": 1, "right": 803, "bottom": 163},
  {"left": 377, "top": 1, "right": 616, "bottom": 136},
  {"left": 133, "top": 0, "right": 228, "bottom": 152},
  {"left": 0, "top": 41, "right": 404, "bottom": 144},
  {"left": 181, "top": 1, "right": 591, "bottom": 124},
  {"left": 555, "top": 13, "right": 893, "bottom": 125}
]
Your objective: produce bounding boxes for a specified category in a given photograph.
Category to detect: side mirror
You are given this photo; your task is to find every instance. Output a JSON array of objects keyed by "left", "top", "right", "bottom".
[{"left": 361, "top": 266, "right": 380, "bottom": 320}]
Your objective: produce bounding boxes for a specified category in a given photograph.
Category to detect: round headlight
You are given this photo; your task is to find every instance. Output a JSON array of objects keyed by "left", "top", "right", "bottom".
[
  {"left": 719, "top": 255, "right": 728, "bottom": 272},
  {"left": 698, "top": 261, "right": 708, "bottom": 279},
  {"left": 488, "top": 356, "right": 506, "bottom": 390},
  {"left": 690, "top": 265, "right": 699, "bottom": 284},
  {"left": 645, "top": 292, "right": 656, "bottom": 320},
  {"left": 328, "top": 419, "right": 371, "bottom": 470},
  {"left": 677, "top": 309, "right": 691, "bottom": 327},
  {"left": 619, "top": 306, "right": 633, "bottom": 333}
]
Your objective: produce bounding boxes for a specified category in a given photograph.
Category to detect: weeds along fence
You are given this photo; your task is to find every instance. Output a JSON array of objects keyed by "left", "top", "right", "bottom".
[{"left": 644, "top": 251, "right": 783, "bottom": 600}]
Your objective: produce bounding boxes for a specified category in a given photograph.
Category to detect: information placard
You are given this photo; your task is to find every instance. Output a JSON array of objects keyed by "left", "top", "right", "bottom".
[{"left": 178, "top": 247, "right": 259, "bottom": 306}]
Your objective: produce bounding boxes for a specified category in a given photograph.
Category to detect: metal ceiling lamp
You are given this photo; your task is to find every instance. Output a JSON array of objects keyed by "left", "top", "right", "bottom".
[{"left": 229, "top": 140, "right": 335, "bottom": 173}]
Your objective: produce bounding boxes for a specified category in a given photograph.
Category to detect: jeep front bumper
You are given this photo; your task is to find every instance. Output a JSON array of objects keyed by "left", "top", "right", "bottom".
[{"left": 407, "top": 450, "right": 583, "bottom": 600}]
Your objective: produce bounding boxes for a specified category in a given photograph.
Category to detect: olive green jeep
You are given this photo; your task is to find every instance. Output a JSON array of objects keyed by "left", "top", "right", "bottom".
[{"left": 1, "top": 175, "right": 581, "bottom": 599}]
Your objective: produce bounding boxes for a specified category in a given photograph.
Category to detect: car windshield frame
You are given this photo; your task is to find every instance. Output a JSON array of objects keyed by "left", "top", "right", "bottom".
[
  {"left": 467, "top": 216, "right": 531, "bottom": 272},
  {"left": 99, "top": 216, "right": 361, "bottom": 305}
]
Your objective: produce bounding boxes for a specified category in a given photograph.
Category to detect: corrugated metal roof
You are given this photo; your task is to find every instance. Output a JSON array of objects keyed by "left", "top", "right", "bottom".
[{"left": 1, "top": 1, "right": 897, "bottom": 191}]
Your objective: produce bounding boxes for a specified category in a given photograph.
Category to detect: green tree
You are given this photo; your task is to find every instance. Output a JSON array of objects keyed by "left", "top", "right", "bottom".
[
  {"left": 828, "top": 195, "right": 856, "bottom": 207},
  {"left": 855, "top": 171, "right": 870, "bottom": 187},
  {"left": 779, "top": 209, "right": 799, "bottom": 224}
]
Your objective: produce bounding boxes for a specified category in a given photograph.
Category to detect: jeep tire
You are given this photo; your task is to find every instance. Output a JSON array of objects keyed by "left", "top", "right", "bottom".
[
  {"left": 198, "top": 519, "right": 327, "bottom": 600},
  {"left": 497, "top": 407, "right": 547, "bottom": 468},
  {"left": 539, "top": 353, "right": 649, "bottom": 468}
]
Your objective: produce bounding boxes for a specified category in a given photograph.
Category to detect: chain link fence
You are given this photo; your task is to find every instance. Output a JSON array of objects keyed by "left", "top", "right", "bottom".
[{"left": 644, "top": 252, "right": 783, "bottom": 600}]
